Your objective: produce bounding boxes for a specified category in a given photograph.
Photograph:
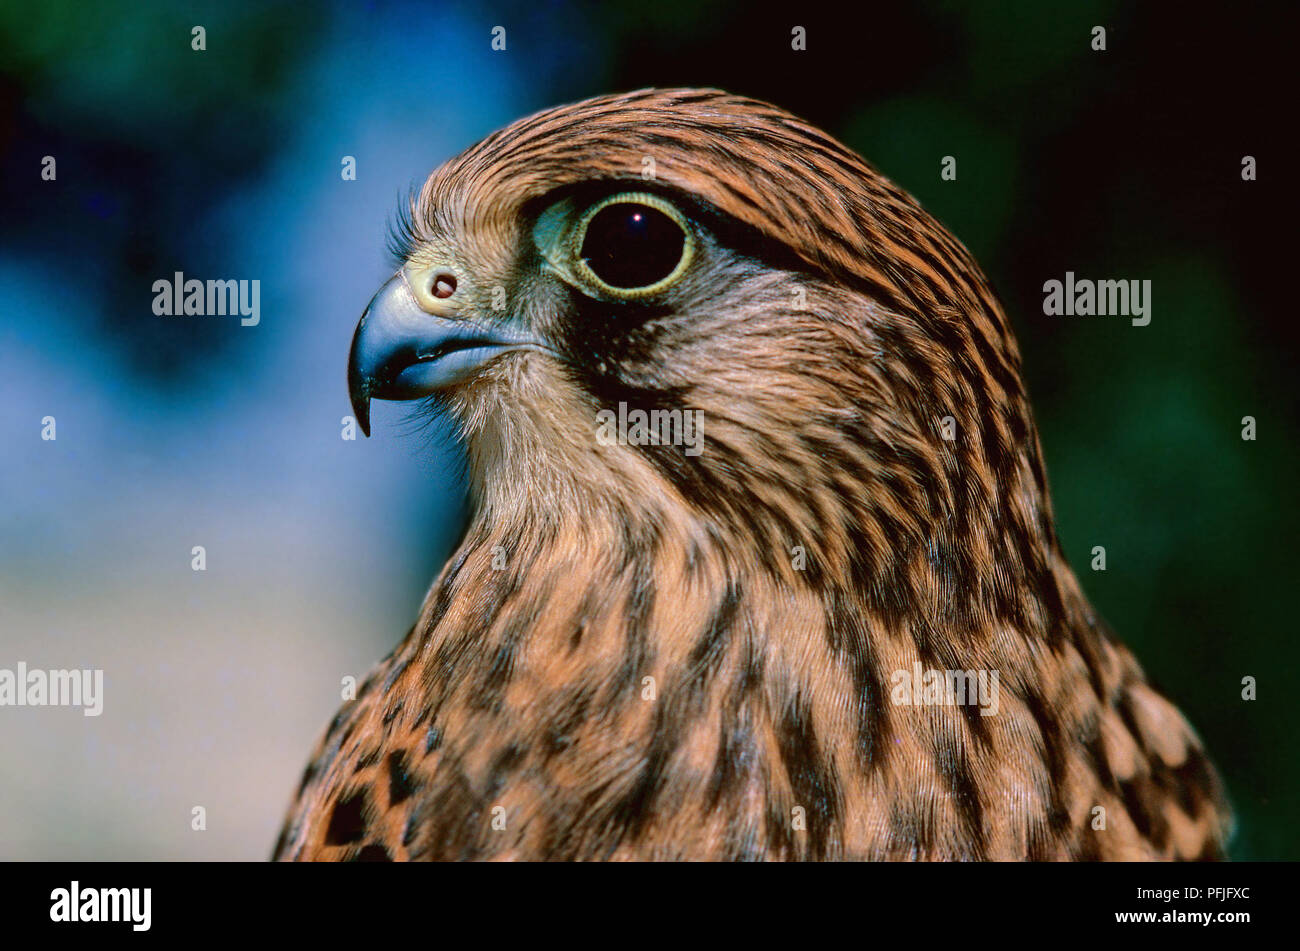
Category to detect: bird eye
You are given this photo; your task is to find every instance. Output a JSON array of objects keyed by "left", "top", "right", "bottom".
[{"left": 574, "top": 193, "right": 693, "bottom": 295}]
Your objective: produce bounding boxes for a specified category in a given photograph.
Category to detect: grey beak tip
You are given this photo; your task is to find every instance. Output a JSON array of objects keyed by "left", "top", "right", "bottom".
[
  {"left": 350, "top": 375, "right": 372, "bottom": 437},
  {"left": 348, "top": 311, "right": 374, "bottom": 438}
]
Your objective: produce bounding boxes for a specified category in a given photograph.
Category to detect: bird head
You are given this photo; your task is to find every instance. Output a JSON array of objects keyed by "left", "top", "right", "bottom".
[
  {"left": 316, "top": 91, "right": 1235, "bottom": 864},
  {"left": 349, "top": 88, "right": 1055, "bottom": 603}
]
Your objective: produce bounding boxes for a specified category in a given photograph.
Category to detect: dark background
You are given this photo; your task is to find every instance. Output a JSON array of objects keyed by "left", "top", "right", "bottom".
[{"left": 1, "top": 0, "right": 1293, "bottom": 859}]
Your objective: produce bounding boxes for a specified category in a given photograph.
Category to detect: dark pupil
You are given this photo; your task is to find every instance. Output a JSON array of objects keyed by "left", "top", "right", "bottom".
[{"left": 580, "top": 202, "right": 684, "bottom": 289}]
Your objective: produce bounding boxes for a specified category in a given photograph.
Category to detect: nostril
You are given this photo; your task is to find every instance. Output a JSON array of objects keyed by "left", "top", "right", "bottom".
[{"left": 432, "top": 274, "right": 457, "bottom": 299}]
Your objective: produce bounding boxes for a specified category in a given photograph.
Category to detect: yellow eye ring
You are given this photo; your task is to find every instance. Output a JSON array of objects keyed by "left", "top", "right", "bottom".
[{"left": 569, "top": 191, "right": 695, "bottom": 299}]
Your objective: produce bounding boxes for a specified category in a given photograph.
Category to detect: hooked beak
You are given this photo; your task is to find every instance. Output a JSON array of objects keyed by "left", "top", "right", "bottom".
[{"left": 347, "top": 273, "right": 541, "bottom": 437}]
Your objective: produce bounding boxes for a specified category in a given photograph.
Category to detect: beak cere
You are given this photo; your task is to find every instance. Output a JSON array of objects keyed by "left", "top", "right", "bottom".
[{"left": 346, "top": 272, "right": 539, "bottom": 437}]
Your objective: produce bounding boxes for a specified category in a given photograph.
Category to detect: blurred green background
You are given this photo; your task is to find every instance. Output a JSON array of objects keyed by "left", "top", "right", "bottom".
[{"left": 1, "top": 0, "right": 1294, "bottom": 859}]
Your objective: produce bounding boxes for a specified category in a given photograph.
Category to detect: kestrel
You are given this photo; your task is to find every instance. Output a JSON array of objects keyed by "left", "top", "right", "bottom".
[{"left": 274, "top": 88, "right": 1231, "bottom": 861}]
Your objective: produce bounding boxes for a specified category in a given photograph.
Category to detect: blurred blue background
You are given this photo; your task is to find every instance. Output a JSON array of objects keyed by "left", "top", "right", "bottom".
[{"left": 0, "top": 0, "right": 1294, "bottom": 859}]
